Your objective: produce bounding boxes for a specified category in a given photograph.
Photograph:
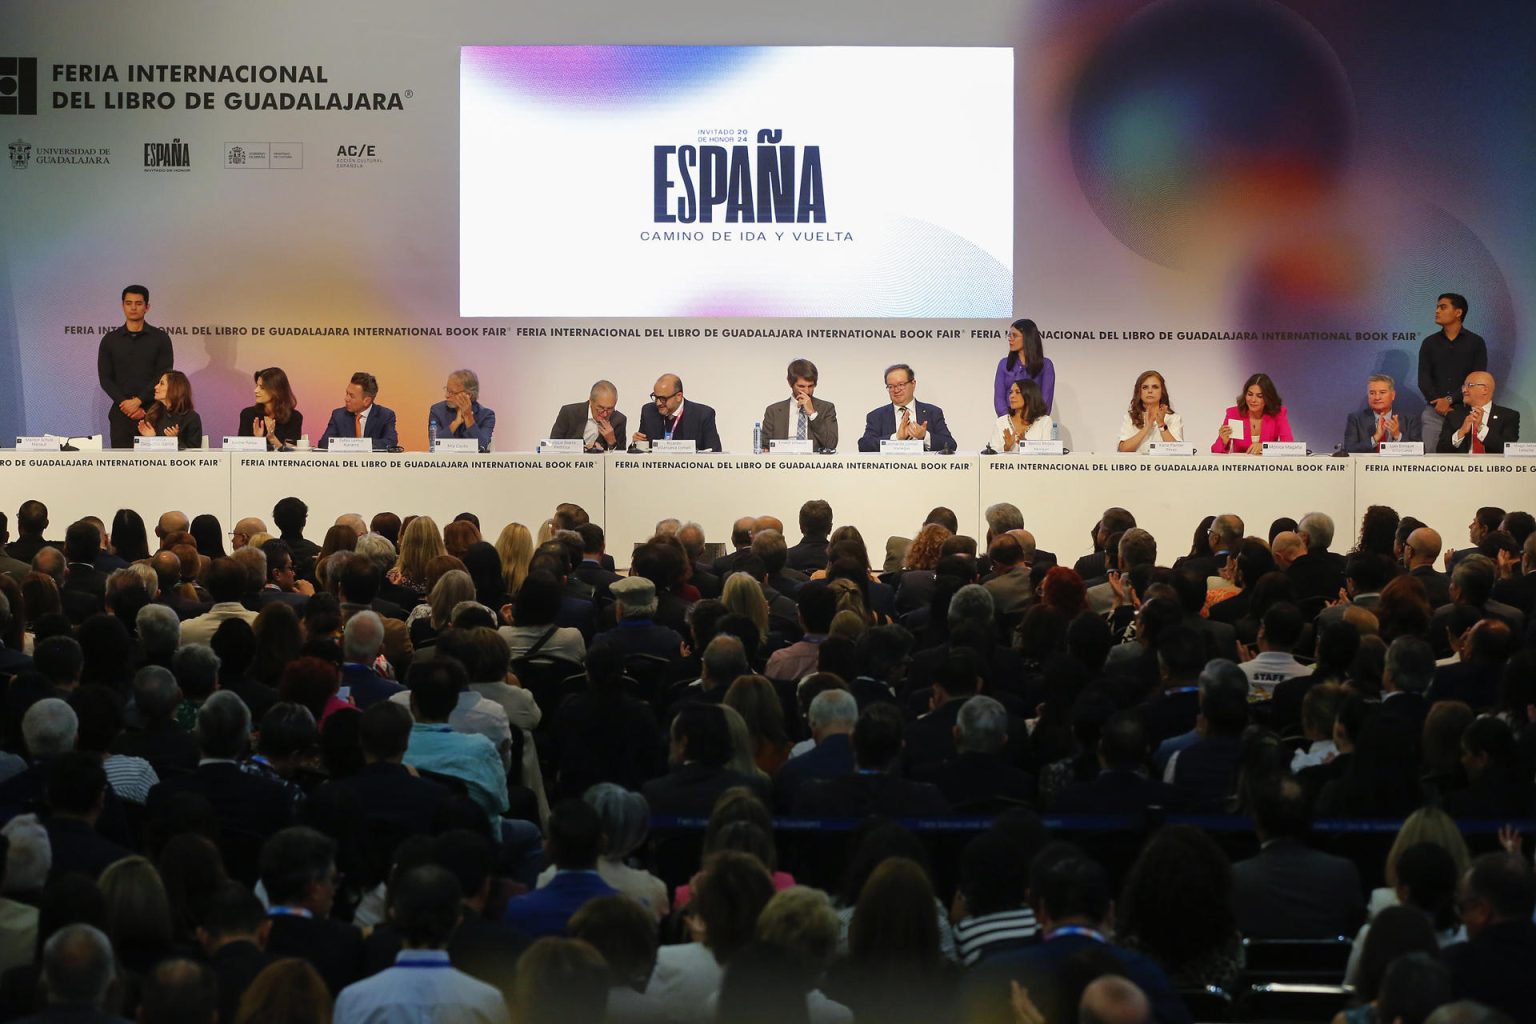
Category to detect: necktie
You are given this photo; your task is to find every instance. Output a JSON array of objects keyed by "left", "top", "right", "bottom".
[
  {"left": 796, "top": 407, "right": 807, "bottom": 441},
  {"left": 1376, "top": 414, "right": 1386, "bottom": 452},
  {"left": 899, "top": 406, "right": 911, "bottom": 436},
  {"left": 1472, "top": 410, "right": 1485, "bottom": 454},
  {"left": 355, "top": 413, "right": 363, "bottom": 438}
]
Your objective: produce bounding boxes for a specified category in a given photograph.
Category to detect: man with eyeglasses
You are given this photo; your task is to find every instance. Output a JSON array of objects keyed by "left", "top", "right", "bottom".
[
  {"left": 1436, "top": 371, "right": 1520, "bottom": 454},
  {"left": 631, "top": 373, "right": 722, "bottom": 452},
  {"left": 857, "top": 363, "right": 956, "bottom": 452},
  {"left": 549, "top": 379, "right": 629, "bottom": 451},
  {"left": 427, "top": 369, "right": 496, "bottom": 452}
]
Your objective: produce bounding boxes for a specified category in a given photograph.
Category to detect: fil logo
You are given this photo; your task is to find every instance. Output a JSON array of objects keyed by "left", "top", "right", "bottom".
[
  {"left": 7, "top": 138, "right": 30, "bottom": 169},
  {"left": 0, "top": 58, "right": 38, "bottom": 115},
  {"left": 143, "top": 138, "right": 191, "bottom": 172}
]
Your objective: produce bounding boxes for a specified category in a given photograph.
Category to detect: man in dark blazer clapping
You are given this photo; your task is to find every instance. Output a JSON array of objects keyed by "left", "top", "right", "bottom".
[
  {"left": 1438, "top": 372, "right": 1520, "bottom": 453},
  {"left": 317, "top": 371, "right": 398, "bottom": 450},
  {"left": 857, "top": 363, "right": 956, "bottom": 452}
]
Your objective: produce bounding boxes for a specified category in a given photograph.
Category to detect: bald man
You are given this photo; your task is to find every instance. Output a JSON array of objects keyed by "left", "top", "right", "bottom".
[
  {"left": 156, "top": 511, "right": 189, "bottom": 544},
  {"left": 1080, "top": 976, "right": 1151, "bottom": 1024},
  {"left": 230, "top": 518, "right": 267, "bottom": 551},
  {"left": 334, "top": 513, "right": 367, "bottom": 537},
  {"left": 1270, "top": 531, "right": 1305, "bottom": 571},
  {"left": 631, "top": 373, "right": 722, "bottom": 452},
  {"left": 1437, "top": 372, "right": 1520, "bottom": 454},
  {"left": 1405, "top": 527, "right": 1451, "bottom": 607}
]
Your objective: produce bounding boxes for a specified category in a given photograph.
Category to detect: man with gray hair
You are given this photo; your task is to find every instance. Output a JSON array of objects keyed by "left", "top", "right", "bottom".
[
  {"left": 1286, "top": 511, "right": 1347, "bottom": 602},
  {"left": 136, "top": 603, "right": 181, "bottom": 669},
  {"left": 549, "top": 379, "right": 628, "bottom": 452},
  {"left": 114, "top": 665, "right": 199, "bottom": 776},
  {"left": 1344, "top": 373, "right": 1421, "bottom": 452},
  {"left": 1377, "top": 635, "right": 1435, "bottom": 735},
  {"left": 334, "top": 512, "right": 367, "bottom": 538},
  {"left": 1176, "top": 514, "right": 1243, "bottom": 581},
  {"left": 775, "top": 687, "right": 858, "bottom": 811},
  {"left": 588, "top": 576, "right": 684, "bottom": 662},
  {"left": 1154, "top": 658, "right": 1247, "bottom": 775},
  {"left": 913, "top": 694, "right": 1034, "bottom": 806},
  {"left": 37, "top": 923, "right": 119, "bottom": 1017},
  {"left": 429, "top": 368, "right": 496, "bottom": 451},
  {"left": 342, "top": 610, "right": 404, "bottom": 709},
  {"left": 145, "top": 690, "right": 296, "bottom": 847},
  {"left": 230, "top": 516, "right": 267, "bottom": 551},
  {"left": 0, "top": 702, "right": 78, "bottom": 848}
]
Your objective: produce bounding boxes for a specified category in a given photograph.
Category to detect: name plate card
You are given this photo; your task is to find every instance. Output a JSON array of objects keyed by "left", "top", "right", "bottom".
[
  {"left": 433, "top": 438, "right": 479, "bottom": 454},
  {"left": 133, "top": 436, "right": 179, "bottom": 452},
  {"left": 1261, "top": 442, "right": 1307, "bottom": 457},
  {"left": 1378, "top": 442, "right": 1425, "bottom": 457},
  {"left": 652, "top": 440, "right": 699, "bottom": 454},
  {"left": 223, "top": 436, "right": 268, "bottom": 452},
  {"left": 538, "top": 438, "right": 584, "bottom": 454},
  {"left": 1504, "top": 443, "right": 1536, "bottom": 458},
  {"left": 1019, "top": 440, "right": 1066, "bottom": 456},
  {"left": 1146, "top": 442, "right": 1198, "bottom": 456},
  {"left": 770, "top": 439, "right": 815, "bottom": 454},
  {"left": 880, "top": 440, "right": 924, "bottom": 454},
  {"left": 326, "top": 437, "right": 373, "bottom": 453},
  {"left": 14, "top": 437, "right": 56, "bottom": 451}
]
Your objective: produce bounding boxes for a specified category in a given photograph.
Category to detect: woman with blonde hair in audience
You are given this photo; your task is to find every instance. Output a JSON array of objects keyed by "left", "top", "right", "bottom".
[
  {"left": 720, "top": 573, "right": 770, "bottom": 644},
  {"left": 719, "top": 703, "right": 768, "bottom": 785},
  {"left": 724, "top": 675, "right": 792, "bottom": 776},
  {"left": 410, "top": 568, "right": 476, "bottom": 648},
  {"left": 828, "top": 609, "right": 867, "bottom": 643},
  {"left": 388, "top": 515, "right": 444, "bottom": 598},
  {"left": 1366, "top": 806, "right": 1471, "bottom": 917},
  {"left": 495, "top": 521, "right": 534, "bottom": 599},
  {"left": 236, "top": 958, "right": 333, "bottom": 1024}
]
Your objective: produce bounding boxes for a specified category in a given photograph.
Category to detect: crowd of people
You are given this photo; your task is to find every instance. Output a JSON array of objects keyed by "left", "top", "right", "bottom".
[
  {"left": 0, "top": 485, "right": 1532, "bottom": 1024},
  {"left": 98, "top": 289, "right": 1514, "bottom": 457}
]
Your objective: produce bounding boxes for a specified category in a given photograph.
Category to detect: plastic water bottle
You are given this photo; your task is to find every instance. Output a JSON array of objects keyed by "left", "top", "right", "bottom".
[
  {"left": 752, "top": 421, "right": 762, "bottom": 454},
  {"left": 429, "top": 419, "right": 438, "bottom": 451}
]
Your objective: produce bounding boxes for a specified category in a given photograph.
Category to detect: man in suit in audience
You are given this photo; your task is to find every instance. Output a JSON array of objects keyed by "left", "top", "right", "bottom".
[
  {"left": 796, "top": 704, "right": 949, "bottom": 817},
  {"left": 0, "top": 513, "right": 32, "bottom": 582},
  {"left": 1492, "top": 532, "right": 1536, "bottom": 615},
  {"left": 1055, "top": 710, "right": 1183, "bottom": 814},
  {"left": 1437, "top": 372, "right": 1521, "bottom": 454},
  {"left": 1074, "top": 508, "right": 1137, "bottom": 581},
  {"left": 1231, "top": 776, "right": 1365, "bottom": 939},
  {"left": 317, "top": 371, "right": 398, "bottom": 451},
  {"left": 573, "top": 523, "right": 623, "bottom": 603},
  {"left": 913, "top": 695, "right": 1035, "bottom": 809},
  {"left": 1343, "top": 374, "right": 1422, "bottom": 452},
  {"left": 259, "top": 826, "right": 366, "bottom": 995},
  {"left": 644, "top": 703, "right": 770, "bottom": 815},
  {"left": 1428, "top": 556, "right": 1526, "bottom": 657},
  {"left": 1286, "top": 512, "right": 1348, "bottom": 603},
  {"left": 549, "top": 379, "right": 628, "bottom": 452},
  {"left": 774, "top": 688, "right": 857, "bottom": 813},
  {"left": 675, "top": 522, "right": 721, "bottom": 599},
  {"left": 761, "top": 358, "right": 839, "bottom": 452},
  {"left": 197, "top": 884, "right": 277, "bottom": 1024},
  {"left": 631, "top": 373, "right": 722, "bottom": 452},
  {"left": 857, "top": 363, "right": 957, "bottom": 452},
  {"left": 784, "top": 499, "right": 834, "bottom": 573},
  {"left": 306, "top": 702, "right": 453, "bottom": 847},
  {"left": 1405, "top": 527, "right": 1453, "bottom": 608},
  {"left": 1443, "top": 852, "right": 1536, "bottom": 1024},
  {"left": 1177, "top": 513, "right": 1242, "bottom": 582}
]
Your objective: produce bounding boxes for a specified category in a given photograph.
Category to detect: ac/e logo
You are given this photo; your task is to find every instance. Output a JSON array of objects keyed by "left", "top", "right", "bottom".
[{"left": 337, "top": 144, "right": 375, "bottom": 157}]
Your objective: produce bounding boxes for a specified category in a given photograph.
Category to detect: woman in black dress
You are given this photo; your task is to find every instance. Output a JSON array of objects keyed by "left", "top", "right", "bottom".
[
  {"left": 237, "top": 365, "right": 304, "bottom": 448},
  {"left": 137, "top": 370, "right": 203, "bottom": 449}
]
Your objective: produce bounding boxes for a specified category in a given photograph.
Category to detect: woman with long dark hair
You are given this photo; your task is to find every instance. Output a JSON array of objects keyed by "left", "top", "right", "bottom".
[
  {"left": 1118, "top": 824, "right": 1242, "bottom": 991},
  {"left": 136, "top": 370, "right": 202, "bottom": 449},
  {"left": 109, "top": 509, "right": 151, "bottom": 563},
  {"left": 238, "top": 366, "right": 303, "bottom": 448},
  {"left": 1213, "top": 372, "right": 1292, "bottom": 454},
  {"left": 993, "top": 317, "right": 1054, "bottom": 416},
  {"left": 988, "top": 380, "right": 1053, "bottom": 450}
]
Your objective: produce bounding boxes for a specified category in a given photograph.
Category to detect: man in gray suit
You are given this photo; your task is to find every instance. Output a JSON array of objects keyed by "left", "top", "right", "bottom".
[
  {"left": 1342, "top": 373, "right": 1422, "bottom": 453},
  {"left": 760, "top": 358, "right": 838, "bottom": 451},
  {"left": 549, "top": 380, "right": 628, "bottom": 451}
]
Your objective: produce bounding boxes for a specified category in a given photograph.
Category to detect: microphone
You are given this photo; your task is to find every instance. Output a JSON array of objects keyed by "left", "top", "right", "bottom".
[
  {"left": 1330, "top": 444, "right": 1349, "bottom": 458},
  {"left": 980, "top": 444, "right": 997, "bottom": 455}
]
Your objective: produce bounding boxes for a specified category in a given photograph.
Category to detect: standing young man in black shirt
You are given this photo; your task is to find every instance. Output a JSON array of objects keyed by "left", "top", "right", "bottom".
[
  {"left": 97, "top": 284, "right": 174, "bottom": 448},
  {"left": 1417, "top": 291, "right": 1487, "bottom": 448}
]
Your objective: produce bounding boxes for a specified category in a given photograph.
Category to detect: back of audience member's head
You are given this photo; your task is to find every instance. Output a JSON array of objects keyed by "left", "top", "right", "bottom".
[
  {"left": 754, "top": 885, "right": 840, "bottom": 984},
  {"left": 670, "top": 702, "right": 732, "bottom": 768},
  {"left": 1032, "top": 852, "right": 1111, "bottom": 927},
  {"left": 34, "top": 635, "right": 84, "bottom": 689},
  {"left": 388, "top": 864, "right": 462, "bottom": 949},
  {"left": 157, "top": 832, "right": 229, "bottom": 944},
  {"left": 959, "top": 829, "right": 1031, "bottom": 919},
  {"left": 583, "top": 783, "right": 651, "bottom": 862},
  {"left": 1251, "top": 776, "right": 1310, "bottom": 840},
  {"left": 1116, "top": 825, "right": 1233, "bottom": 976},
  {"left": 547, "top": 799, "right": 604, "bottom": 870},
  {"left": 138, "top": 957, "right": 217, "bottom": 1024},
  {"left": 40, "top": 923, "right": 116, "bottom": 1009},
  {"left": 46, "top": 750, "right": 107, "bottom": 817},
  {"left": 195, "top": 690, "right": 250, "bottom": 759},
  {"left": 234, "top": 958, "right": 332, "bottom": 1024},
  {"left": 956, "top": 695, "right": 1008, "bottom": 755},
  {"left": 196, "top": 881, "right": 267, "bottom": 946},
  {"left": 1373, "top": 948, "right": 1453, "bottom": 1024},
  {"left": 695, "top": 850, "right": 776, "bottom": 965},
  {"left": 259, "top": 827, "right": 337, "bottom": 909},
  {"left": 847, "top": 857, "right": 942, "bottom": 977},
  {"left": 359, "top": 700, "right": 412, "bottom": 763},
  {"left": 851, "top": 702, "right": 904, "bottom": 771},
  {"left": 1, "top": 815, "right": 51, "bottom": 894},
  {"left": 430, "top": 829, "right": 495, "bottom": 907},
  {"left": 172, "top": 643, "right": 221, "bottom": 702},
  {"left": 406, "top": 656, "right": 468, "bottom": 721},
  {"left": 568, "top": 895, "right": 658, "bottom": 991},
  {"left": 23, "top": 697, "right": 78, "bottom": 758},
  {"left": 131, "top": 665, "right": 182, "bottom": 723},
  {"left": 512, "top": 938, "right": 610, "bottom": 1024}
]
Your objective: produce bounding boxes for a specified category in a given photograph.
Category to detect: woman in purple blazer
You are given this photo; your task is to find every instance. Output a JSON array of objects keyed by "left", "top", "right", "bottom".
[
  {"left": 1213, "top": 373, "right": 1293, "bottom": 454},
  {"left": 993, "top": 318, "right": 1055, "bottom": 416}
]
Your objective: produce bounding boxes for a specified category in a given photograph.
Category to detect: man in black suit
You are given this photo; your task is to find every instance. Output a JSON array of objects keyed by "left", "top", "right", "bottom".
[
  {"left": 1072, "top": 507, "right": 1137, "bottom": 581},
  {"left": 775, "top": 688, "right": 857, "bottom": 812},
  {"left": 1493, "top": 533, "right": 1536, "bottom": 615},
  {"left": 256, "top": 540, "right": 313, "bottom": 613},
  {"left": 795, "top": 703, "right": 949, "bottom": 817},
  {"left": 710, "top": 517, "right": 758, "bottom": 578},
  {"left": 913, "top": 695, "right": 1035, "bottom": 809},
  {"left": 1054, "top": 710, "right": 1184, "bottom": 814},
  {"left": 761, "top": 358, "right": 838, "bottom": 452},
  {"left": 144, "top": 692, "right": 297, "bottom": 864},
  {"left": 110, "top": 665, "right": 198, "bottom": 775},
  {"left": 631, "top": 373, "right": 722, "bottom": 451},
  {"left": 42, "top": 752, "right": 133, "bottom": 880},
  {"left": 676, "top": 522, "right": 720, "bottom": 599},
  {"left": 1443, "top": 852, "right": 1536, "bottom": 1024},
  {"left": 308, "top": 701, "right": 452, "bottom": 840},
  {"left": 1404, "top": 527, "right": 1453, "bottom": 608},
  {"left": 1429, "top": 556, "right": 1526, "bottom": 657},
  {"left": 784, "top": 499, "right": 834, "bottom": 573},
  {"left": 29, "top": 923, "right": 125, "bottom": 1023},
  {"left": 642, "top": 703, "right": 770, "bottom": 816},
  {"left": 1376, "top": 636, "right": 1434, "bottom": 734},
  {"left": 5, "top": 499, "right": 60, "bottom": 565},
  {"left": 59, "top": 522, "right": 108, "bottom": 625},
  {"left": 259, "top": 826, "right": 365, "bottom": 996},
  {"left": 857, "top": 363, "right": 956, "bottom": 452},
  {"left": 1286, "top": 511, "right": 1348, "bottom": 603},
  {"left": 750, "top": 528, "right": 808, "bottom": 600},
  {"left": 1137, "top": 626, "right": 1206, "bottom": 747},
  {"left": 549, "top": 379, "right": 628, "bottom": 452},
  {"left": 1437, "top": 372, "right": 1521, "bottom": 454},
  {"left": 1231, "top": 777, "right": 1365, "bottom": 939},
  {"left": 0, "top": 512, "right": 32, "bottom": 582},
  {"left": 1176, "top": 513, "right": 1242, "bottom": 581},
  {"left": 197, "top": 883, "right": 276, "bottom": 1024},
  {"left": 573, "top": 523, "right": 623, "bottom": 603},
  {"left": 903, "top": 648, "right": 983, "bottom": 775}
]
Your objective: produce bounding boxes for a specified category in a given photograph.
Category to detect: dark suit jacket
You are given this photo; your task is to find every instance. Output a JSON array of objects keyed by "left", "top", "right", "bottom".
[
  {"left": 794, "top": 772, "right": 950, "bottom": 818},
  {"left": 209, "top": 940, "right": 275, "bottom": 1024},
  {"left": 549, "top": 401, "right": 628, "bottom": 450},
  {"left": 858, "top": 400, "right": 956, "bottom": 452},
  {"left": 784, "top": 535, "right": 829, "bottom": 574},
  {"left": 1285, "top": 549, "right": 1347, "bottom": 603},
  {"left": 761, "top": 396, "right": 838, "bottom": 450},
  {"left": 1444, "top": 921, "right": 1536, "bottom": 1024},
  {"left": 1438, "top": 403, "right": 1520, "bottom": 453},
  {"left": 642, "top": 763, "right": 771, "bottom": 818},
  {"left": 574, "top": 559, "right": 623, "bottom": 602},
  {"left": 549, "top": 691, "right": 667, "bottom": 801},
  {"left": 317, "top": 404, "right": 398, "bottom": 450},
  {"left": 913, "top": 751, "right": 1035, "bottom": 809},
  {"left": 1493, "top": 570, "right": 1536, "bottom": 615},
  {"left": 304, "top": 761, "right": 452, "bottom": 840},
  {"left": 636, "top": 400, "right": 722, "bottom": 451},
  {"left": 1231, "top": 837, "right": 1364, "bottom": 939},
  {"left": 44, "top": 818, "right": 133, "bottom": 880},
  {"left": 265, "top": 914, "right": 365, "bottom": 995},
  {"left": 61, "top": 564, "right": 108, "bottom": 623},
  {"left": 964, "top": 935, "right": 1190, "bottom": 1024},
  {"left": 145, "top": 762, "right": 295, "bottom": 845},
  {"left": 1052, "top": 768, "right": 1185, "bottom": 814},
  {"left": 339, "top": 664, "right": 405, "bottom": 709},
  {"left": 774, "top": 734, "right": 855, "bottom": 812},
  {"left": 1343, "top": 407, "right": 1422, "bottom": 453},
  {"left": 1411, "top": 564, "right": 1453, "bottom": 608},
  {"left": 0, "top": 552, "right": 30, "bottom": 582}
]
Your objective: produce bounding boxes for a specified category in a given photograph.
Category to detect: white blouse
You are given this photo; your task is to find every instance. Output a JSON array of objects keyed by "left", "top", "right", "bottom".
[
  {"left": 1116, "top": 410, "right": 1184, "bottom": 453},
  {"left": 988, "top": 414, "right": 1054, "bottom": 451}
]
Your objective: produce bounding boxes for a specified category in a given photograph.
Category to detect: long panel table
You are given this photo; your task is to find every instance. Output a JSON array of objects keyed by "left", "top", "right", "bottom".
[{"left": 2, "top": 450, "right": 1531, "bottom": 569}]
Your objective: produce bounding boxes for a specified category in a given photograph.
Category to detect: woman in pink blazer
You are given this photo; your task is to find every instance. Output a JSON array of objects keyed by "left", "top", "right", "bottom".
[{"left": 1212, "top": 373, "right": 1293, "bottom": 454}]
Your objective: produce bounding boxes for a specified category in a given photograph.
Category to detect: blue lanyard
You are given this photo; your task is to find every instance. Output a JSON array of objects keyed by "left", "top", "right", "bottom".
[{"left": 1048, "top": 926, "right": 1106, "bottom": 942}]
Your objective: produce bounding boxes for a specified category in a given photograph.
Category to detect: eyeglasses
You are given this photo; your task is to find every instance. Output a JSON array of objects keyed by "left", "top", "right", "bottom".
[
  {"left": 1463, "top": 382, "right": 1490, "bottom": 390},
  {"left": 885, "top": 380, "right": 914, "bottom": 391},
  {"left": 650, "top": 392, "right": 680, "bottom": 402}
]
